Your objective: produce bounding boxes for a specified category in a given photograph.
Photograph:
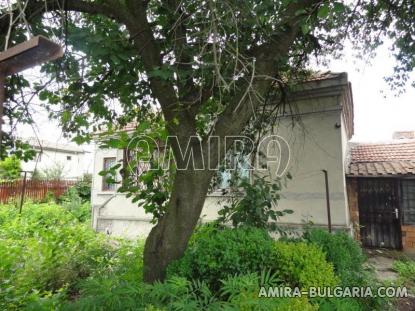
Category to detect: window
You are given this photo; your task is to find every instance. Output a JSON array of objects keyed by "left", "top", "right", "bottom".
[
  {"left": 67, "top": 155, "right": 72, "bottom": 160},
  {"left": 216, "top": 154, "right": 250, "bottom": 190},
  {"left": 122, "top": 149, "right": 151, "bottom": 179},
  {"left": 102, "top": 157, "right": 116, "bottom": 191},
  {"left": 401, "top": 180, "right": 415, "bottom": 225}
]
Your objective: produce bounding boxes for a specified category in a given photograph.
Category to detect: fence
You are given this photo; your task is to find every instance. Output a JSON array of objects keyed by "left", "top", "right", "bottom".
[{"left": 0, "top": 179, "right": 77, "bottom": 203}]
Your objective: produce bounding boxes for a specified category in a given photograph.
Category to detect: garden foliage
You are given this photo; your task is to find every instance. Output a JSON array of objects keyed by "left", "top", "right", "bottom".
[
  {"left": 0, "top": 203, "right": 389, "bottom": 310},
  {"left": 393, "top": 259, "right": 415, "bottom": 288},
  {"left": 0, "top": 202, "right": 141, "bottom": 310},
  {"left": 272, "top": 241, "right": 338, "bottom": 289},
  {"left": 217, "top": 175, "right": 293, "bottom": 233},
  {"left": 0, "top": 156, "right": 21, "bottom": 181},
  {"left": 167, "top": 225, "right": 275, "bottom": 289},
  {"left": 304, "top": 229, "right": 367, "bottom": 286}
]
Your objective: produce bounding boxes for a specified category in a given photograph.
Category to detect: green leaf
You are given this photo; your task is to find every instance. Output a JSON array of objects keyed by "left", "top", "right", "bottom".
[
  {"left": 318, "top": 5, "right": 330, "bottom": 19},
  {"left": 62, "top": 111, "right": 71, "bottom": 123},
  {"left": 38, "top": 90, "right": 49, "bottom": 101},
  {"left": 301, "top": 23, "right": 311, "bottom": 35},
  {"left": 148, "top": 66, "right": 173, "bottom": 81},
  {"left": 333, "top": 2, "right": 346, "bottom": 13}
]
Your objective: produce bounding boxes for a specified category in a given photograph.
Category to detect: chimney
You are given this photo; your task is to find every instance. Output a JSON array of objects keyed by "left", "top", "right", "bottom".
[{"left": 393, "top": 131, "right": 415, "bottom": 140}]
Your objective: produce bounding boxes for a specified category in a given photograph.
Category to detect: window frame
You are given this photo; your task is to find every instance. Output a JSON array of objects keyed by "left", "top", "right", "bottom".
[
  {"left": 211, "top": 153, "right": 252, "bottom": 194},
  {"left": 102, "top": 157, "right": 117, "bottom": 192},
  {"left": 401, "top": 179, "right": 415, "bottom": 226}
]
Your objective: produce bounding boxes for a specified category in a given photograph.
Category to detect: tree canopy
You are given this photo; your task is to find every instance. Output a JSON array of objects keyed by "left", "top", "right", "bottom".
[{"left": 1, "top": 0, "right": 414, "bottom": 282}]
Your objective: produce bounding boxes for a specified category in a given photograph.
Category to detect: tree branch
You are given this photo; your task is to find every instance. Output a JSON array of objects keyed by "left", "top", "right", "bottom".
[
  {"left": 0, "top": 0, "right": 127, "bottom": 50},
  {"left": 205, "top": 0, "right": 322, "bottom": 165}
]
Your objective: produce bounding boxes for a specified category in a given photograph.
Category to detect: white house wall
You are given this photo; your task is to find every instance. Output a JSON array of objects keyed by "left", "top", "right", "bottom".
[
  {"left": 268, "top": 103, "right": 348, "bottom": 228},
  {"left": 91, "top": 77, "right": 353, "bottom": 238},
  {"left": 21, "top": 149, "right": 86, "bottom": 179},
  {"left": 202, "top": 95, "right": 350, "bottom": 231}
]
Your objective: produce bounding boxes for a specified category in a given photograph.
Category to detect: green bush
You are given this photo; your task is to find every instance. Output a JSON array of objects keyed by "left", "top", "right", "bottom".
[
  {"left": 74, "top": 173, "right": 92, "bottom": 202},
  {"left": 318, "top": 298, "right": 363, "bottom": 311},
  {"left": 216, "top": 175, "right": 293, "bottom": 233},
  {"left": 0, "top": 204, "right": 387, "bottom": 311},
  {"left": 63, "top": 240, "right": 145, "bottom": 311},
  {"left": 60, "top": 187, "right": 91, "bottom": 222},
  {"left": 271, "top": 241, "right": 339, "bottom": 289},
  {"left": 151, "top": 274, "right": 318, "bottom": 311},
  {"left": 304, "top": 229, "right": 388, "bottom": 310},
  {"left": 167, "top": 224, "right": 275, "bottom": 290},
  {"left": 69, "top": 273, "right": 317, "bottom": 311},
  {"left": 304, "top": 229, "right": 366, "bottom": 286},
  {"left": 0, "top": 155, "right": 21, "bottom": 180},
  {"left": 220, "top": 272, "right": 317, "bottom": 311},
  {"left": 393, "top": 260, "right": 415, "bottom": 287},
  {"left": 0, "top": 203, "right": 129, "bottom": 310}
]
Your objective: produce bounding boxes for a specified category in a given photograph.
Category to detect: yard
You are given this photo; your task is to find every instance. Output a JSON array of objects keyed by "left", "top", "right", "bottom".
[
  {"left": 2, "top": 2, "right": 415, "bottom": 310},
  {"left": 1, "top": 197, "right": 413, "bottom": 310}
]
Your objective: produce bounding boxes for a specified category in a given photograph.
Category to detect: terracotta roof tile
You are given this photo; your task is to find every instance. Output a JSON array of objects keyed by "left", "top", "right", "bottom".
[
  {"left": 347, "top": 141, "right": 415, "bottom": 176},
  {"left": 350, "top": 141, "right": 415, "bottom": 162}
]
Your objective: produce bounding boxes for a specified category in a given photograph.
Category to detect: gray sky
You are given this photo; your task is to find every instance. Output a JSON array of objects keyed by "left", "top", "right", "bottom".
[
  {"left": 16, "top": 41, "right": 415, "bottom": 145},
  {"left": 318, "top": 42, "right": 415, "bottom": 142}
]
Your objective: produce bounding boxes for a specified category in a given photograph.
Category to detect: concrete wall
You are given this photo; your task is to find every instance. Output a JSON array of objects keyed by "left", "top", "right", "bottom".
[
  {"left": 91, "top": 75, "right": 353, "bottom": 238},
  {"left": 21, "top": 149, "right": 87, "bottom": 179},
  {"left": 90, "top": 144, "right": 227, "bottom": 238}
]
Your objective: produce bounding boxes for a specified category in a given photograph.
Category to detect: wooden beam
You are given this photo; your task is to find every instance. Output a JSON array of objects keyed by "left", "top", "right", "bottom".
[
  {"left": 0, "top": 36, "right": 63, "bottom": 76},
  {"left": 0, "top": 36, "right": 63, "bottom": 158}
]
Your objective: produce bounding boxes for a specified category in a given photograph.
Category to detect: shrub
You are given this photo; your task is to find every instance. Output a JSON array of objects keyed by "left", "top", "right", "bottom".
[
  {"left": 0, "top": 203, "right": 121, "bottom": 310},
  {"left": 217, "top": 174, "right": 293, "bottom": 233},
  {"left": 304, "top": 229, "right": 388, "bottom": 310},
  {"left": 25, "top": 239, "right": 145, "bottom": 311},
  {"left": 0, "top": 203, "right": 387, "bottom": 311},
  {"left": 67, "top": 273, "right": 318, "bottom": 311},
  {"left": 220, "top": 272, "right": 317, "bottom": 311},
  {"left": 149, "top": 273, "right": 317, "bottom": 311},
  {"left": 304, "top": 229, "right": 366, "bottom": 286},
  {"left": 60, "top": 187, "right": 91, "bottom": 222},
  {"left": 74, "top": 173, "right": 92, "bottom": 202},
  {"left": 318, "top": 298, "right": 362, "bottom": 311},
  {"left": 393, "top": 260, "right": 415, "bottom": 287},
  {"left": 167, "top": 225, "right": 275, "bottom": 290},
  {"left": 0, "top": 155, "right": 21, "bottom": 180},
  {"left": 41, "top": 163, "right": 66, "bottom": 180},
  {"left": 271, "top": 241, "right": 339, "bottom": 289}
]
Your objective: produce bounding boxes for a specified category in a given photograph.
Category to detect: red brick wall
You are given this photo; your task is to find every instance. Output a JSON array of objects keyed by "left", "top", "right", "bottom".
[
  {"left": 346, "top": 178, "right": 360, "bottom": 241},
  {"left": 402, "top": 226, "right": 415, "bottom": 250}
]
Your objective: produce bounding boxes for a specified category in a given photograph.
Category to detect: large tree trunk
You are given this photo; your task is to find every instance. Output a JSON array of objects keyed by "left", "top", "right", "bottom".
[{"left": 143, "top": 168, "right": 214, "bottom": 283}]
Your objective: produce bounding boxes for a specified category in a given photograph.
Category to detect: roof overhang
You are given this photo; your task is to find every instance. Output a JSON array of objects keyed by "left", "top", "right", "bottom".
[{"left": 347, "top": 161, "right": 415, "bottom": 177}]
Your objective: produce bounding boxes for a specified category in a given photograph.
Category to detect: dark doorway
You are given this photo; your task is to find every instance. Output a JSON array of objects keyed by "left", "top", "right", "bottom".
[{"left": 358, "top": 178, "right": 402, "bottom": 249}]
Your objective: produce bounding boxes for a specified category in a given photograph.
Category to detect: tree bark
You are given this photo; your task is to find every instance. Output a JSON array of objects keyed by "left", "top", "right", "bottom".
[{"left": 143, "top": 168, "right": 214, "bottom": 283}]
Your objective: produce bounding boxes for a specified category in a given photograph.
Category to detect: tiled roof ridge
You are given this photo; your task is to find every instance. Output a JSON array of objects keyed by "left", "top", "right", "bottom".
[{"left": 347, "top": 140, "right": 415, "bottom": 176}]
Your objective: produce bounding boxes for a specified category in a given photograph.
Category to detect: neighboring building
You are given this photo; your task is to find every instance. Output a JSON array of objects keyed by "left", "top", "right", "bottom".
[
  {"left": 91, "top": 72, "right": 355, "bottom": 239},
  {"left": 347, "top": 137, "right": 415, "bottom": 251},
  {"left": 21, "top": 138, "right": 89, "bottom": 179}
]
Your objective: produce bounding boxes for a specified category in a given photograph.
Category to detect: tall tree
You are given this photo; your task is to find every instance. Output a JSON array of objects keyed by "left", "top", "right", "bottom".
[{"left": 0, "top": 0, "right": 414, "bottom": 282}]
